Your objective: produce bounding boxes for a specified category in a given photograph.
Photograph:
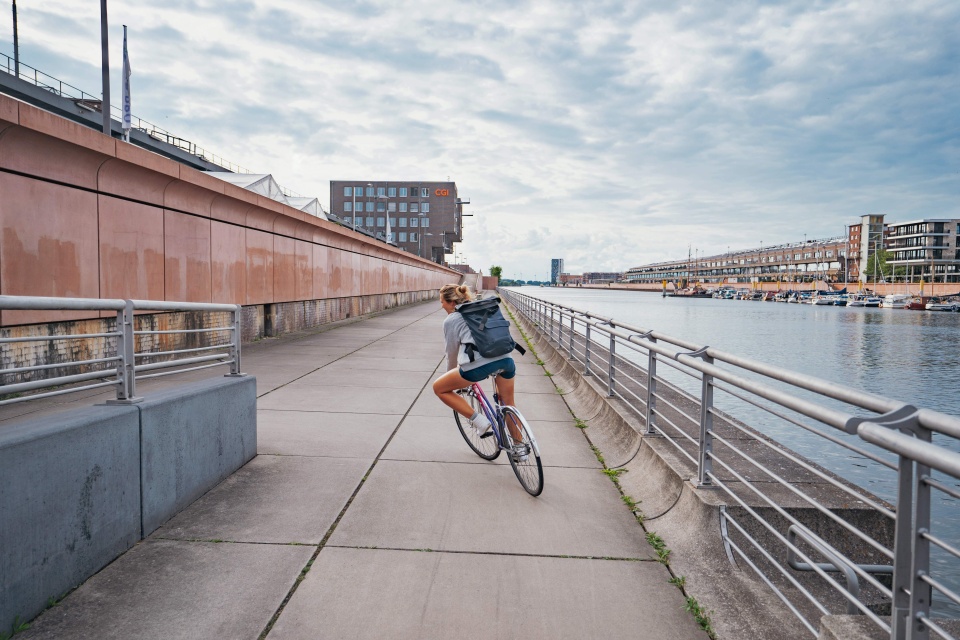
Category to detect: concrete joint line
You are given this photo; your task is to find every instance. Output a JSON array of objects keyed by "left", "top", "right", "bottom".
[
  {"left": 324, "top": 544, "right": 654, "bottom": 563},
  {"left": 256, "top": 351, "right": 437, "bottom": 640}
]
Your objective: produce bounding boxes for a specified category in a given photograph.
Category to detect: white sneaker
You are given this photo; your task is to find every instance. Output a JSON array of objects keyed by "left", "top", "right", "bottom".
[{"left": 470, "top": 414, "right": 492, "bottom": 437}]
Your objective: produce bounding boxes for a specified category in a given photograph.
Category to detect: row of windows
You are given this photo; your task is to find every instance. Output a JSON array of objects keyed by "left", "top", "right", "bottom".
[
  {"left": 344, "top": 217, "right": 430, "bottom": 228},
  {"left": 343, "top": 202, "right": 430, "bottom": 213},
  {"left": 343, "top": 186, "right": 432, "bottom": 198}
]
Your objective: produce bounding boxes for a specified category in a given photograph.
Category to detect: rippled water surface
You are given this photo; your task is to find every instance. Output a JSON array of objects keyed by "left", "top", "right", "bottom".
[{"left": 506, "top": 286, "right": 960, "bottom": 614}]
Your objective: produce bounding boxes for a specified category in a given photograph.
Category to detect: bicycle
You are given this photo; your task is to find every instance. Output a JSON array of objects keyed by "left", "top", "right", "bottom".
[{"left": 453, "top": 376, "right": 544, "bottom": 496}]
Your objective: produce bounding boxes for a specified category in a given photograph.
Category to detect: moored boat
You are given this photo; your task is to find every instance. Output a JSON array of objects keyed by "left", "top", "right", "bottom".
[{"left": 882, "top": 294, "right": 912, "bottom": 309}]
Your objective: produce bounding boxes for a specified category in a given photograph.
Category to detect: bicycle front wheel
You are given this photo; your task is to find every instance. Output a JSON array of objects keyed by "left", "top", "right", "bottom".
[
  {"left": 501, "top": 406, "right": 543, "bottom": 496},
  {"left": 454, "top": 389, "right": 500, "bottom": 461}
]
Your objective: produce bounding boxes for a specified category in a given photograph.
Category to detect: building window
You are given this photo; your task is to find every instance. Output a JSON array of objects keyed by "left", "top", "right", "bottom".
[
  {"left": 421, "top": 187, "right": 429, "bottom": 197},
  {"left": 410, "top": 232, "right": 418, "bottom": 242},
  {"left": 422, "top": 203, "right": 430, "bottom": 213},
  {"left": 366, "top": 202, "right": 374, "bottom": 212},
  {"left": 399, "top": 187, "right": 408, "bottom": 197},
  {"left": 398, "top": 217, "right": 407, "bottom": 227},
  {"left": 354, "top": 186, "right": 363, "bottom": 196},
  {"left": 377, "top": 187, "right": 385, "bottom": 197},
  {"left": 343, "top": 186, "right": 351, "bottom": 196},
  {"left": 388, "top": 202, "right": 396, "bottom": 212},
  {"left": 410, "top": 203, "right": 419, "bottom": 213},
  {"left": 344, "top": 202, "right": 353, "bottom": 212},
  {"left": 365, "top": 187, "right": 374, "bottom": 197},
  {"left": 399, "top": 202, "right": 407, "bottom": 212},
  {"left": 388, "top": 187, "right": 396, "bottom": 197},
  {"left": 410, "top": 185, "right": 418, "bottom": 195},
  {"left": 410, "top": 217, "right": 418, "bottom": 228},
  {"left": 377, "top": 202, "right": 385, "bottom": 212},
  {"left": 421, "top": 217, "right": 430, "bottom": 227},
  {"left": 399, "top": 232, "right": 407, "bottom": 242},
  {"left": 366, "top": 217, "right": 374, "bottom": 227},
  {"left": 377, "top": 217, "right": 385, "bottom": 227}
]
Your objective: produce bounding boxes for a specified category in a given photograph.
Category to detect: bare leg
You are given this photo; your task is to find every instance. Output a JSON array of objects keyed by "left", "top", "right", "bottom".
[
  {"left": 433, "top": 368, "right": 476, "bottom": 418},
  {"left": 495, "top": 375, "right": 524, "bottom": 444}
]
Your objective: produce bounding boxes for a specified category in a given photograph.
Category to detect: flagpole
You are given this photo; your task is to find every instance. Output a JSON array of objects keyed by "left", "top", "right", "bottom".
[
  {"left": 121, "top": 24, "right": 131, "bottom": 142},
  {"left": 99, "top": 0, "right": 111, "bottom": 135},
  {"left": 12, "top": 0, "right": 19, "bottom": 77}
]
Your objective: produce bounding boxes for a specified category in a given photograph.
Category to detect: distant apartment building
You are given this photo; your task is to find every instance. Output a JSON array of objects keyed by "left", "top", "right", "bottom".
[
  {"left": 329, "top": 181, "right": 464, "bottom": 263},
  {"left": 558, "top": 273, "right": 582, "bottom": 285},
  {"left": 886, "top": 219, "right": 960, "bottom": 283},
  {"left": 550, "top": 259, "right": 564, "bottom": 284},
  {"left": 582, "top": 271, "right": 622, "bottom": 284}
]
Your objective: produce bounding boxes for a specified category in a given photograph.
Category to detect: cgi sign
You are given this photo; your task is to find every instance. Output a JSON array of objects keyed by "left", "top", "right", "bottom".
[{"left": 435, "top": 189, "right": 449, "bottom": 196}]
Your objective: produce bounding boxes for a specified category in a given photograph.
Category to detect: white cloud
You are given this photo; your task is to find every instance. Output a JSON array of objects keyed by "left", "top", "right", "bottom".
[{"left": 9, "top": 0, "right": 959, "bottom": 280}]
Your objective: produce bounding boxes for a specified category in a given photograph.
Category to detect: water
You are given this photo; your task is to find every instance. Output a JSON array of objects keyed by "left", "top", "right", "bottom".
[{"left": 507, "top": 286, "right": 960, "bottom": 616}]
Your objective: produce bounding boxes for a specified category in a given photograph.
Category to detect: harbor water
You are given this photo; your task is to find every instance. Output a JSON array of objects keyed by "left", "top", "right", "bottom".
[{"left": 507, "top": 285, "right": 960, "bottom": 616}]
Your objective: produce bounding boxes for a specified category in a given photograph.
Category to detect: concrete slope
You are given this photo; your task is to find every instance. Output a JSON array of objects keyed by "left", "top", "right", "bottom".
[{"left": 18, "top": 300, "right": 706, "bottom": 640}]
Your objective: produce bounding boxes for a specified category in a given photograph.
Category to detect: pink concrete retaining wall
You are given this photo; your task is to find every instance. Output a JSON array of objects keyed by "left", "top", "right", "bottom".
[{"left": 0, "top": 94, "right": 457, "bottom": 328}]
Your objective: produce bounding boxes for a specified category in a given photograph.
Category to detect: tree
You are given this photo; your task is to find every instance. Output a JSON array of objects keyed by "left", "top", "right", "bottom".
[
  {"left": 489, "top": 265, "right": 503, "bottom": 279},
  {"left": 864, "top": 249, "right": 893, "bottom": 283}
]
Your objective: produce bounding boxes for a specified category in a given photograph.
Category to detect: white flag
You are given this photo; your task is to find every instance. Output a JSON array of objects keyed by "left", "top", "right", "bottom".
[{"left": 121, "top": 25, "right": 132, "bottom": 133}]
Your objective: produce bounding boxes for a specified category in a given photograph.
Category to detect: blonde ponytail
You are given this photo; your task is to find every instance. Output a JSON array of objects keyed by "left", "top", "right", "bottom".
[{"left": 439, "top": 283, "right": 475, "bottom": 305}]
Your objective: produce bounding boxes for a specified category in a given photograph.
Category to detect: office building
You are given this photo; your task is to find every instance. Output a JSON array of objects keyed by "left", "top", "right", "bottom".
[
  {"left": 886, "top": 219, "right": 960, "bottom": 283},
  {"left": 329, "top": 181, "right": 464, "bottom": 263},
  {"left": 551, "top": 259, "right": 564, "bottom": 284}
]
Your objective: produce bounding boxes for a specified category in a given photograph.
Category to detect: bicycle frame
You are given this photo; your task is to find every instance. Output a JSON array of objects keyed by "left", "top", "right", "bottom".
[{"left": 468, "top": 379, "right": 541, "bottom": 458}]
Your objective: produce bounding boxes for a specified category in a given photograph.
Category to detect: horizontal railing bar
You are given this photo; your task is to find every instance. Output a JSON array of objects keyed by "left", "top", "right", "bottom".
[
  {"left": 918, "top": 616, "right": 955, "bottom": 640},
  {"left": 919, "top": 574, "right": 960, "bottom": 608},
  {"left": 0, "top": 295, "right": 125, "bottom": 310},
  {"left": 134, "top": 353, "right": 228, "bottom": 373},
  {"left": 713, "top": 381, "right": 898, "bottom": 470},
  {"left": 0, "top": 331, "right": 122, "bottom": 344},
  {"left": 136, "top": 360, "right": 232, "bottom": 381},
  {"left": 859, "top": 424, "right": 960, "bottom": 478},
  {"left": 649, "top": 408, "right": 701, "bottom": 454},
  {"left": 0, "top": 378, "right": 121, "bottom": 406},
  {"left": 925, "top": 477, "right": 960, "bottom": 502},
  {"left": 709, "top": 410, "right": 896, "bottom": 520},
  {"left": 0, "top": 369, "right": 121, "bottom": 395},
  {"left": 134, "top": 327, "right": 233, "bottom": 336},
  {"left": 652, "top": 374, "right": 701, "bottom": 408},
  {"left": 129, "top": 300, "right": 239, "bottom": 313},
  {"left": 709, "top": 430, "right": 894, "bottom": 559},
  {"left": 651, "top": 391, "right": 700, "bottom": 431},
  {"left": 135, "top": 345, "right": 230, "bottom": 359},
  {"left": 922, "top": 531, "right": 960, "bottom": 562},
  {"left": 0, "top": 356, "right": 122, "bottom": 376}
]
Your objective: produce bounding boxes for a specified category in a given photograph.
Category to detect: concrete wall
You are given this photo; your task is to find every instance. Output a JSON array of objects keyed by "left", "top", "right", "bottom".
[
  {"left": 0, "top": 376, "right": 256, "bottom": 633},
  {"left": 0, "top": 93, "right": 457, "bottom": 328}
]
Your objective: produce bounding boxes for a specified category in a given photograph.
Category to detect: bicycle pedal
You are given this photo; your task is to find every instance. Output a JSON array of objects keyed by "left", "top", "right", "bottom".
[{"left": 479, "top": 431, "right": 494, "bottom": 439}]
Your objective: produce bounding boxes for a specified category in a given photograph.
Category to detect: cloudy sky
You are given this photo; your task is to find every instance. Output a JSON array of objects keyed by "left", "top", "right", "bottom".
[{"left": 9, "top": 0, "right": 959, "bottom": 280}]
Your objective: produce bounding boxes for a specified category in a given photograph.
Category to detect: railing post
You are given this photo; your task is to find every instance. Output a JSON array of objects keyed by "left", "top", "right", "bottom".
[
  {"left": 226, "top": 304, "right": 243, "bottom": 376},
  {"left": 114, "top": 307, "right": 129, "bottom": 400},
  {"left": 550, "top": 307, "right": 556, "bottom": 343},
  {"left": 557, "top": 308, "right": 564, "bottom": 347},
  {"left": 108, "top": 299, "right": 140, "bottom": 404},
  {"left": 907, "top": 425, "right": 933, "bottom": 640},
  {"left": 568, "top": 313, "right": 574, "bottom": 357},
  {"left": 645, "top": 337, "right": 658, "bottom": 435},
  {"left": 687, "top": 348, "right": 713, "bottom": 488},
  {"left": 584, "top": 323, "right": 592, "bottom": 376},
  {"left": 607, "top": 332, "right": 616, "bottom": 397}
]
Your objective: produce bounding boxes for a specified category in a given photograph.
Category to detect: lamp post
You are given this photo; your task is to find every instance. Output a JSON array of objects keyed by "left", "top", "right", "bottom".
[{"left": 351, "top": 185, "right": 357, "bottom": 231}]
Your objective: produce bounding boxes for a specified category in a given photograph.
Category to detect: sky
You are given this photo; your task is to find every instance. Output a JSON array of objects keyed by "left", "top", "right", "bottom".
[{"left": 6, "top": 0, "right": 959, "bottom": 281}]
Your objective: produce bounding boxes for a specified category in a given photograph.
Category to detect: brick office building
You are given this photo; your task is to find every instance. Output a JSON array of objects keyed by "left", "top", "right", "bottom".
[{"left": 329, "top": 181, "right": 464, "bottom": 264}]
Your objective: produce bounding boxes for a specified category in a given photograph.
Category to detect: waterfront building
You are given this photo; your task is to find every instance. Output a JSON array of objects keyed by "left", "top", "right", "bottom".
[
  {"left": 886, "top": 218, "right": 960, "bottom": 284},
  {"left": 551, "top": 259, "right": 564, "bottom": 285},
  {"left": 329, "top": 181, "right": 464, "bottom": 264},
  {"left": 623, "top": 237, "right": 847, "bottom": 286},
  {"left": 558, "top": 273, "right": 583, "bottom": 285},
  {"left": 582, "top": 271, "right": 623, "bottom": 284}
]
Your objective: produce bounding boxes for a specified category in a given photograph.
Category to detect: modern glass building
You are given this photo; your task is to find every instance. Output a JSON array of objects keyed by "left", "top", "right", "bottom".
[{"left": 551, "top": 259, "right": 564, "bottom": 284}]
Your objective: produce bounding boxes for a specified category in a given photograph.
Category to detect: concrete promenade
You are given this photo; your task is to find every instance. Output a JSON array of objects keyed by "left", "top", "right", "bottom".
[{"left": 18, "top": 300, "right": 706, "bottom": 639}]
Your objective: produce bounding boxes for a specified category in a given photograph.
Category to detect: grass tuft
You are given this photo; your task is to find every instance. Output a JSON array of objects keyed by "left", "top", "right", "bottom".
[
  {"left": 684, "top": 596, "right": 716, "bottom": 638},
  {"left": 646, "top": 531, "right": 671, "bottom": 564},
  {"left": 574, "top": 418, "right": 588, "bottom": 429}
]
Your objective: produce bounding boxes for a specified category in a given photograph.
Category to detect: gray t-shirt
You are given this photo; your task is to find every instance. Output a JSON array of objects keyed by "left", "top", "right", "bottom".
[{"left": 443, "top": 311, "right": 501, "bottom": 372}]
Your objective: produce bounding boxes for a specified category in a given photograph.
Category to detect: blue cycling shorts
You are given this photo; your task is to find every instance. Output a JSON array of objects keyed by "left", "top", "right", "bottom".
[{"left": 459, "top": 357, "right": 516, "bottom": 383}]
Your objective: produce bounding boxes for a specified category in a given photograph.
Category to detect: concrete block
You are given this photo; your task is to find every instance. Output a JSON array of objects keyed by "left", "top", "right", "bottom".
[
  {"left": 139, "top": 376, "right": 257, "bottom": 535},
  {"left": 0, "top": 405, "right": 141, "bottom": 633}
]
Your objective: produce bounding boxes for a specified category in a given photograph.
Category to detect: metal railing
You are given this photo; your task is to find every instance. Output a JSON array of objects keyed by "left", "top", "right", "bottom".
[
  {"left": 0, "top": 52, "right": 251, "bottom": 174},
  {"left": 501, "top": 288, "right": 960, "bottom": 639},
  {"left": 0, "top": 296, "right": 242, "bottom": 405}
]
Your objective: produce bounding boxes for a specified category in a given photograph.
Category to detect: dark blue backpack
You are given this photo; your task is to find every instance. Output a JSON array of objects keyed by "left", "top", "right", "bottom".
[{"left": 456, "top": 297, "right": 526, "bottom": 362}]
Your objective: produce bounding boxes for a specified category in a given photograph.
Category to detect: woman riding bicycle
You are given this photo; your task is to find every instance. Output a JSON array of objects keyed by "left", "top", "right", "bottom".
[{"left": 432, "top": 284, "right": 516, "bottom": 436}]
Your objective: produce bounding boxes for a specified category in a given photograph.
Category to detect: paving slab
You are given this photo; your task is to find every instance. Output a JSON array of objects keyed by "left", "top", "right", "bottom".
[
  {"left": 18, "top": 539, "right": 313, "bottom": 640},
  {"left": 268, "top": 547, "right": 705, "bottom": 640},
  {"left": 156, "top": 454, "right": 370, "bottom": 544},
  {"left": 258, "top": 384, "right": 423, "bottom": 414},
  {"left": 328, "top": 459, "right": 653, "bottom": 559},
  {"left": 383, "top": 414, "right": 601, "bottom": 469},
  {"left": 293, "top": 366, "right": 432, "bottom": 389},
  {"left": 257, "top": 409, "right": 401, "bottom": 458},
  {"left": 512, "top": 391, "right": 575, "bottom": 422},
  {"left": 320, "top": 355, "right": 443, "bottom": 372}
]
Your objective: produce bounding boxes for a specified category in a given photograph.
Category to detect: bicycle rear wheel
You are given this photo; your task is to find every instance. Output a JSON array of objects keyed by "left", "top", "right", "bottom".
[
  {"left": 454, "top": 389, "right": 500, "bottom": 461},
  {"left": 501, "top": 406, "right": 543, "bottom": 496}
]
